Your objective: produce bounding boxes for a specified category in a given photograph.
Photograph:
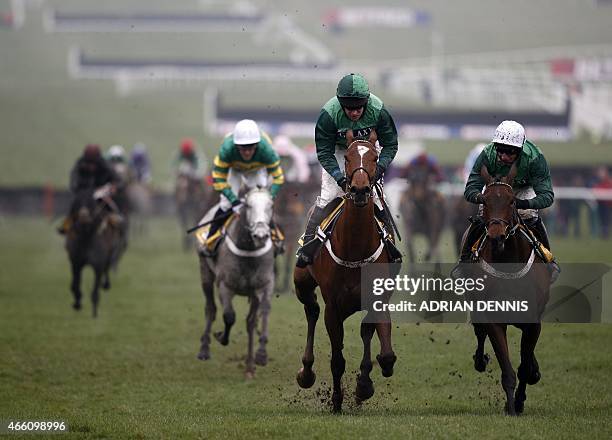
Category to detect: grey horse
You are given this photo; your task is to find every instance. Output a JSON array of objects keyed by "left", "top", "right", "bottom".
[{"left": 196, "top": 187, "right": 275, "bottom": 378}]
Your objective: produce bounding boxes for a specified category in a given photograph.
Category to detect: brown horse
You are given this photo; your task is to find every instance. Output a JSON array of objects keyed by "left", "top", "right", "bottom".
[
  {"left": 399, "top": 167, "right": 445, "bottom": 270},
  {"left": 293, "top": 130, "right": 397, "bottom": 413},
  {"left": 470, "top": 164, "right": 550, "bottom": 415},
  {"left": 273, "top": 180, "right": 318, "bottom": 293},
  {"left": 175, "top": 171, "right": 211, "bottom": 250}
]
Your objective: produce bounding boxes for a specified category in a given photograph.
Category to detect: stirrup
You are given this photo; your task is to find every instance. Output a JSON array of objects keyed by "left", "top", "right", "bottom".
[
  {"left": 548, "top": 260, "right": 561, "bottom": 284},
  {"left": 385, "top": 239, "right": 403, "bottom": 263}
]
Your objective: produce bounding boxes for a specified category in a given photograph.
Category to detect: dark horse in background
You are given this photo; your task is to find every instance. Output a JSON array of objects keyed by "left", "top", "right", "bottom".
[
  {"left": 273, "top": 180, "right": 318, "bottom": 293},
  {"left": 294, "top": 131, "right": 397, "bottom": 412},
  {"left": 175, "top": 167, "right": 213, "bottom": 251},
  {"left": 468, "top": 164, "right": 550, "bottom": 415},
  {"left": 399, "top": 166, "right": 445, "bottom": 270},
  {"left": 65, "top": 190, "right": 123, "bottom": 317}
]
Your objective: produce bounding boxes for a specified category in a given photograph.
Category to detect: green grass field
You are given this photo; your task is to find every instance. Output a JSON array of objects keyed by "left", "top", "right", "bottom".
[{"left": 1, "top": 217, "right": 611, "bottom": 438}]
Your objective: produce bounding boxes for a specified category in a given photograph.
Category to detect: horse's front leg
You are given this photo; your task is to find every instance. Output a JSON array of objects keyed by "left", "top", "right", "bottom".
[
  {"left": 255, "top": 281, "right": 273, "bottom": 366},
  {"left": 245, "top": 294, "right": 260, "bottom": 379},
  {"left": 485, "top": 323, "right": 517, "bottom": 415},
  {"left": 197, "top": 258, "right": 216, "bottom": 360},
  {"left": 515, "top": 322, "right": 542, "bottom": 414},
  {"left": 473, "top": 323, "right": 490, "bottom": 372},
  {"left": 70, "top": 259, "right": 83, "bottom": 311},
  {"left": 355, "top": 318, "right": 376, "bottom": 403},
  {"left": 325, "top": 307, "right": 346, "bottom": 413},
  {"left": 91, "top": 266, "right": 102, "bottom": 318},
  {"left": 294, "top": 267, "right": 319, "bottom": 389},
  {"left": 214, "top": 283, "right": 235, "bottom": 346},
  {"left": 375, "top": 312, "right": 397, "bottom": 378}
]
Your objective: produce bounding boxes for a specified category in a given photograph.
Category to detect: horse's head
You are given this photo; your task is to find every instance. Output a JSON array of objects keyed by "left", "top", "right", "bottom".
[
  {"left": 344, "top": 130, "right": 378, "bottom": 207},
  {"left": 480, "top": 163, "right": 518, "bottom": 255},
  {"left": 243, "top": 187, "right": 274, "bottom": 246}
]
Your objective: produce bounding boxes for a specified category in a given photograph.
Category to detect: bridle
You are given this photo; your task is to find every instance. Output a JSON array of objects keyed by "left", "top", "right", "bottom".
[
  {"left": 344, "top": 139, "right": 377, "bottom": 202},
  {"left": 483, "top": 181, "right": 520, "bottom": 241}
]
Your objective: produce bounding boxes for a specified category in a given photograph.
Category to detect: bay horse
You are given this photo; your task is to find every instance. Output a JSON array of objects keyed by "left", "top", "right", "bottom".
[
  {"left": 469, "top": 164, "right": 550, "bottom": 415},
  {"left": 175, "top": 166, "right": 210, "bottom": 251},
  {"left": 197, "top": 187, "right": 275, "bottom": 378},
  {"left": 399, "top": 166, "right": 445, "bottom": 270},
  {"left": 65, "top": 189, "right": 123, "bottom": 317},
  {"left": 293, "top": 130, "right": 397, "bottom": 413}
]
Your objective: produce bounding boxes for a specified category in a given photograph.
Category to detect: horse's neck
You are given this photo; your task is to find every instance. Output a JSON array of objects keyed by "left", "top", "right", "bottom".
[
  {"left": 483, "top": 234, "right": 532, "bottom": 264},
  {"left": 228, "top": 212, "right": 256, "bottom": 250},
  {"left": 332, "top": 200, "right": 379, "bottom": 259}
]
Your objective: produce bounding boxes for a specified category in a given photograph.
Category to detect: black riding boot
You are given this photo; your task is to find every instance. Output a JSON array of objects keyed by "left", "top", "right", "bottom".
[
  {"left": 199, "top": 208, "right": 228, "bottom": 257},
  {"left": 451, "top": 217, "right": 485, "bottom": 279},
  {"left": 374, "top": 206, "right": 403, "bottom": 263},
  {"left": 295, "top": 206, "right": 326, "bottom": 268},
  {"left": 527, "top": 217, "right": 560, "bottom": 283},
  {"left": 207, "top": 207, "right": 227, "bottom": 239}
]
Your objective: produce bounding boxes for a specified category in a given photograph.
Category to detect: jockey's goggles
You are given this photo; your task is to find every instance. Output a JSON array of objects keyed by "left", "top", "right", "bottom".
[
  {"left": 495, "top": 145, "right": 521, "bottom": 156},
  {"left": 236, "top": 143, "right": 257, "bottom": 150}
]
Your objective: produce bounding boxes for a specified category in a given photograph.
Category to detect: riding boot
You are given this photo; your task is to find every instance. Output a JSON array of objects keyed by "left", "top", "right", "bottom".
[
  {"left": 450, "top": 217, "right": 485, "bottom": 279},
  {"left": 374, "top": 206, "right": 402, "bottom": 263},
  {"left": 57, "top": 216, "right": 72, "bottom": 235},
  {"left": 528, "top": 217, "right": 560, "bottom": 283},
  {"left": 270, "top": 218, "right": 285, "bottom": 256},
  {"left": 200, "top": 207, "right": 228, "bottom": 257},
  {"left": 295, "top": 205, "right": 326, "bottom": 268}
]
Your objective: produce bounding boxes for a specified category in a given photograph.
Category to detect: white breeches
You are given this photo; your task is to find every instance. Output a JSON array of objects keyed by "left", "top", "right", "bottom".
[{"left": 219, "top": 168, "right": 269, "bottom": 210}]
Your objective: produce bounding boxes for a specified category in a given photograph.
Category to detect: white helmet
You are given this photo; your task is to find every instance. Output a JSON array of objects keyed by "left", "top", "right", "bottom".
[
  {"left": 492, "top": 120, "right": 525, "bottom": 149},
  {"left": 109, "top": 144, "right": 125, "bottom": 159},
  {"left": 233, "top": 119, "right": 261, "bottom": 145}
]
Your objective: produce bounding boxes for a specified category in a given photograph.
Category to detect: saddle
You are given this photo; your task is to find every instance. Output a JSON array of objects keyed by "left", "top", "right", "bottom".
[
  {"left": 196, "top": 213, "right": 285, "bottom": 257},
  {"left": 196, "top": 214, "right": 238, "bottom": 255},
  {"left": 298, "top": 197, "right": 399, "bottom": 261},
  {"left": 469, "top": 220, "right": 554, "bottom": 264}
]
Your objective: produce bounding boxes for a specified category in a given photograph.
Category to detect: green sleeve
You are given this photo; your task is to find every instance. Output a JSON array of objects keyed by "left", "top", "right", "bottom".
[
  {"left": 376, "top": 107, "right": 399, "bottom": 170},
  {"left": 527, "top": 155, "right": 554, "bottom": 209},
  {"left": 315, "top": 110, "right": 344, "bottom": 182},
  {"left": 464, "top": 152, "right": 487, "bottom": 203}
]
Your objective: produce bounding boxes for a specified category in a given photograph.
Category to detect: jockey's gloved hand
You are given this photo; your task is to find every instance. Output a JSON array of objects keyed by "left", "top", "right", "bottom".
[
  {"left": 230, "top": 199, "right": 242, "bottom": 213},
  {"left": 515, "top": 199, "right": 530, "bottom": 210},
  {"left": 336, "top": 177, "right": 348, "bottom": 191},
  {"left": 374, "top": 164, "right": 385, "bottom": 182}
]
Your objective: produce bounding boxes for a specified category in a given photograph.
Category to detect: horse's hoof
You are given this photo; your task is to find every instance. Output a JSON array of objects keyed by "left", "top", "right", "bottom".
[
  {"left": 296, "top": 368, "right": 316, "bottom": 389},
  {"left": 473, "top": 353, "right": 490, "bottom": 372},
  {"left": 72, "top": 302, "right": 82, "bottom": 311},
  {"left": 514, "top": 399, "right": 525, "bottom": 414},
  {"left": 331, "top": 394, "right": 343, "bottom": 414},
  {"left": 197, "top": 349, "right": 210, "bottom": 361},
  {"left": 527, "top": 370, "right": 541, "bottom": 385},
  {"left": 355, "top": 375, "right": 375, "bottom": 402},
  {"left": 518, "top": 358, "right": 540, "bottom": 385},
  {"left": 214, "top": 331, "right": 229, "bottom": 346},
  {"left": 504, "top": 402, "right": 517, "bottom": 416},
  {"left": 245, "top": 370, "right": 255, "bottom": 380},
  {"left": 102, "top": 281, "right": 110, "bottom": 290},
  {"left": 377, "top": 352, "right": 397, "bottom": 377},
  {"left": 255, "top": 349, "right": 268, "bottom": 366}
]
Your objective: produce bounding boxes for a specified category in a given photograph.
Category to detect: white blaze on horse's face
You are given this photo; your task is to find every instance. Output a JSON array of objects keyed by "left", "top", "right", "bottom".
[
  {"left": 245, "top": 189, "right": 273, "bottom": 242},
  {"left": 357, "top": 145, "right": 369, "bottom": 168}
]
